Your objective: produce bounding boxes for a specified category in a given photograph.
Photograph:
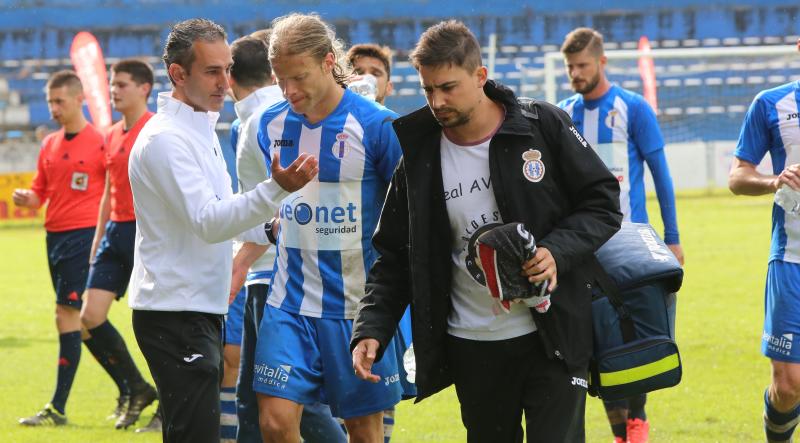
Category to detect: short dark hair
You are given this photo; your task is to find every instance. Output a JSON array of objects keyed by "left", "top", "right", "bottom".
[
  {"left": 347, "top": 43, "right": 392, "bottom": 77},
  {"left": 410, "top": 20, "right": 481, "bottom": 72},
  {"left": 561, "top": 27, "right": 605, "bottom": 57},
  {"left": 249, "top": 28, "right": 271, "bottom": 47},
  {"left": 230, "top": 36, "right": 271, "bottom": 88},
  {"left": 162, "top": 18, "right": 227, "bottom": 85},
  {"left": 111, "top": 58, "right": 154, "bottom": 87},
  {"left": 46, "top": 70, "right": 83, "bottom": 93}
]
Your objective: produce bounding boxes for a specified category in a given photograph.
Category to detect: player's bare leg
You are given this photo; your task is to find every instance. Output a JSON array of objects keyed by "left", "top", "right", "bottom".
[
  {"left": 258, "top": 394, "right": 303, "bottom": 443},
  {"left": 344, "top": 411, "right": 384, "bottom": 443},
  {"left": 765, "top": 360, "right": 800, "bottom": 442}
]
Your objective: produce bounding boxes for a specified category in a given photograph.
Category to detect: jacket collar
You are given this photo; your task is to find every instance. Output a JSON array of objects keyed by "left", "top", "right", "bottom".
[
  {"left": 234, "top": 85, "right": 283, "bottom": 122},
  {"left": 393, "top": 80, "right": 531, "bottom": 159},
  {"left": 157, "top": 91, "right": 219, "bottom": 140}
]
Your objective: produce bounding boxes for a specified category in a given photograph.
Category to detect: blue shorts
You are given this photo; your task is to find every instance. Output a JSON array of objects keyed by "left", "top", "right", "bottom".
[
  {"left": 763, "top": 260, "right": 800, "bottom": 362},
  {"left": 394, "top": 307, "right": 417, "bottom": 399},
  {"left": 253, "top": 305, "right": 402, "bottom": 419},
  {"left": 86, "top": 220, "right": 135, "bottom": 298},
  {"left": 225, "top": 288, "right": 246, "bottom": 346},
  {"left": 46, "top": 227, "right": 95, "bottom": 309}
]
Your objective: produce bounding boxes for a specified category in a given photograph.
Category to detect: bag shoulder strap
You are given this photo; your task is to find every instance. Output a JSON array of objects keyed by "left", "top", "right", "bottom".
[{"left": 594, "top": 265, "right": 636, "bottom": 343}]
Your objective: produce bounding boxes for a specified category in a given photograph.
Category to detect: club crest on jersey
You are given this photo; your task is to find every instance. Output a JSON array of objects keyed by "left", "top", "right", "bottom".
[
  {"left": 331, "top": 133, "right": 351, "bottom": 159},
  {"left": 71, "top": 172, "right": 89, "bottom": 191},
  {"left": 605, "top": 110, "right": 620, "bottom": 129},
  {"left": 522, "top": 149, "right": 545, "bottom": 182}
]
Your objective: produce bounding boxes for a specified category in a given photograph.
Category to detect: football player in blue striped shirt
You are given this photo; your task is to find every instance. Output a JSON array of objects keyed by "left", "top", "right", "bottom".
[
  {"left": 558, "top": 27, "right": 684, "bottom": 443},
  {"left": 730, "top": 38, "right": 800, "bottom": 443},
  {"left": 347, "top": 42, "right": 416, "bottom": 443},
  {"left": 253, "top": 13, "right": 403, "bottom": 443}
]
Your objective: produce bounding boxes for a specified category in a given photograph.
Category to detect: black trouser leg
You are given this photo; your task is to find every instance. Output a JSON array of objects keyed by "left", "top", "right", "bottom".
[
  {"left": 446, "top": 333, "right": 587, "bottom": 443},
  {"left": 133, "top": 310, "right": 223, "bottom": 443}
]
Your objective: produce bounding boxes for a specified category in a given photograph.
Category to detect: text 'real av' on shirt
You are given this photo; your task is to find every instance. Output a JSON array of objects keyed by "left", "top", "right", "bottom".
[
  {"left": 440, "top": 132, "right": 537, "bottom": 341},
  {"left": 128, "top": 92, "right": 286, "bottom": 314},
  {"left": 257, "top": 89, "right": 402, "bottom": 320},
  {"left": 31, "top": 124, "right": 105, "bottom": 232}
]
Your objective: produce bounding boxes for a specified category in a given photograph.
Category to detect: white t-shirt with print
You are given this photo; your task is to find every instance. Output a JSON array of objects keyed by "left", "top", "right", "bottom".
[{"left": 440, "top": 133, "right": 537, "bottom": 341}]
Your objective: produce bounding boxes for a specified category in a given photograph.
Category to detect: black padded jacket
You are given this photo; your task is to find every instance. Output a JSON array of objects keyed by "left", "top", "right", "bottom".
[{"left": 351, "top": 81, "right": 622, "bottom": 402}]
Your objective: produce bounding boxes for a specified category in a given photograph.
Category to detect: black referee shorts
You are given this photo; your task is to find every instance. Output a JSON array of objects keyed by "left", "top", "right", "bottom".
[
  {"left": 446, "top": 332, "right": 588, "bottom": 443},
  {"left": 133, "top": 310, "right": 224, "bottom": 443}
]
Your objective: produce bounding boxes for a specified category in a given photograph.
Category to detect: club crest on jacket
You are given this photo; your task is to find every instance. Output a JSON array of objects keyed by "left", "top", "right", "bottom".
[{"left": 522, "top": 149, "right": 545, "bottom": 183}]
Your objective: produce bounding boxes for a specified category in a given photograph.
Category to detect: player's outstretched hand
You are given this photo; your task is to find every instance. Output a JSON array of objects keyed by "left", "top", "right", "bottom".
[
  {"left": 352, "top": 338, "right": 381, "bottom": 383},
  {"left": 271, "top": 151, "right": 319, "bottom": 193},
  {"left": 521, "top": 246, "right": 558, "bottom": 292}
]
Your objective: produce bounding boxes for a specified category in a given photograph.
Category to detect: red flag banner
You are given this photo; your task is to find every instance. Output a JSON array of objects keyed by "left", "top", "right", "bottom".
[
  {"left": 70, "top": 32, "right": 111, "bottom": 131},
  {"left": 638, "top": 36, "right": 658, "bottom": 113}
]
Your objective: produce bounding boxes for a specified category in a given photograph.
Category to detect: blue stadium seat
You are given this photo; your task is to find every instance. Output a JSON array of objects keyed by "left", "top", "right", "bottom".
[{"left": 0, "top": 0, "right": 797, "bottom": 125}]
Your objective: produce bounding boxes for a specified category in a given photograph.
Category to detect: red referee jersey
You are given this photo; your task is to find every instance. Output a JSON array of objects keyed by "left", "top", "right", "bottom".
[
  {"left": 105, "top": 111, "right": 153, "bottom": 222},
  {"left": 31, "top": 124, "right": 105, "bottom": 232}
]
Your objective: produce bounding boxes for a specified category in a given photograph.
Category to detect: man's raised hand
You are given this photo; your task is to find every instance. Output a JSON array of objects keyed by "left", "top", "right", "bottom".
[{"left": 271, "top": 151, "right": 319, "bottom": 192}]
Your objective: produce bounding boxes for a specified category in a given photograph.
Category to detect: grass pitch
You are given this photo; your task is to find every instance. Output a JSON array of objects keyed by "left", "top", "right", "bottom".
[{"left": 0, "top": 191, "right": 775, "bottom": 442}]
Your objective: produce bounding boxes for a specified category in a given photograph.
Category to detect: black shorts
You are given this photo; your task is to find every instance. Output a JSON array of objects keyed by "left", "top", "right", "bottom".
[
  {"left": 46, "top": 227, "right": 95, "bottom": 308},
  {"left": 446, "top": 332, "right": 588, "bottom": 443},
  {"left": 86, "top": 220, "right": 135, "bottom": 298}
]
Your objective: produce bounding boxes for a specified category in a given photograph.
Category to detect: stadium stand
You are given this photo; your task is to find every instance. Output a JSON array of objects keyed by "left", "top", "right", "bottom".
[{"left": 0, "top": 0, "right": 797, "bottom": 132}]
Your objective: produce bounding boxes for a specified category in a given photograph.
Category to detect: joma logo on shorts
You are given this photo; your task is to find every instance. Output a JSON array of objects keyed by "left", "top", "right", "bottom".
[
  {"left": 786, "top": 113, "right": 799, "bottom": 121},
  {"left": 384, "top": 373, "right": 400, "bottom": 386}
]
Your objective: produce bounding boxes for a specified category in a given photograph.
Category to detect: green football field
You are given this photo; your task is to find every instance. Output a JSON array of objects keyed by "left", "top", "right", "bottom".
[{"left": 0, "top": 191, "right": 775, "bottom": 442}]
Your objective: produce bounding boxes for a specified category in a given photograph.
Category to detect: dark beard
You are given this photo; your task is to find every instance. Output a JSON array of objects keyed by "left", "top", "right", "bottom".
[
  {"left": 573, "top": 74, "right": 600, "bottom": 95},
  {"left": 432, "top": 107, "right": 472, "bottom": 128}
]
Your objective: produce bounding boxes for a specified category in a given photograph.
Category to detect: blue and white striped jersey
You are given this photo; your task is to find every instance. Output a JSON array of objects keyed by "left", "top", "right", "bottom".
[
  {"left": 257, "top": 89, "right": 402, "bottom": 319},
  {"left": 559, "top": 85, "right": 679, "bottom": 244},
  {"left": 735, "top": 81, "right": 800, "bottom": 264}
]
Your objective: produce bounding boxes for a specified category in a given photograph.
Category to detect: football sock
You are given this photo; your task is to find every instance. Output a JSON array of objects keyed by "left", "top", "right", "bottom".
[
  {"left": 220, "top": 387, "right": 238, "bottom": 442},
  {"left": 88, "top": 320, "right": 146, "bottom": 391},
  {"left": 765, "top": 388, "right": 800, "bottom": 443},
  {"left": 384, "top": 408, "right": 395, "bottom": 443},
  {"left": 603, "top": 399, "right": 629, "bottom": 439},
  {"left": 611, "top": 422, "right": 627, "bottom": 440},
  {"left": 628, "top": 394, "right": 648, "bottom": 421},
  {"left": 83, "top": 334, "right": 129, "bottom": 396},
  {"left": 51, "top": 331, "right": 82, "bottom": 414}
]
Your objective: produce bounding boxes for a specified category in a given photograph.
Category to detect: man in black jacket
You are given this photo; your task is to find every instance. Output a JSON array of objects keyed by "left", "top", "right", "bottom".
[{"left": 351, "top": 20, "right": 622, "bottom": 442}]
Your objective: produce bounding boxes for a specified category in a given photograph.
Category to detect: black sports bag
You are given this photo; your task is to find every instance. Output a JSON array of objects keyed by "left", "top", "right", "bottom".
[{"left": 589, "top": 222, "right": 683, "bottom": 400}]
